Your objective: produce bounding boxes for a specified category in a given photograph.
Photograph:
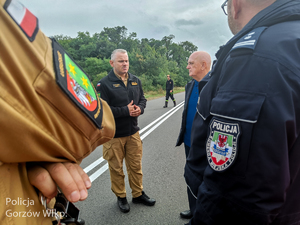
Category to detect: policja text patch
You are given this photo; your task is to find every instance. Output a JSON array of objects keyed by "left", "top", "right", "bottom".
[
  {"left": 206, "top": 119, "right": 240, "bottom": 172},
  {"left": 52, "top": 38, "right": 103, "bottom": 128}
]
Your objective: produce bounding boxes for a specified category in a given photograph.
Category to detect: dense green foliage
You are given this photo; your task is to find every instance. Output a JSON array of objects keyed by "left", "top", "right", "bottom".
[{"left": 54, "top": 26, "right": 197, "bottom": 91}]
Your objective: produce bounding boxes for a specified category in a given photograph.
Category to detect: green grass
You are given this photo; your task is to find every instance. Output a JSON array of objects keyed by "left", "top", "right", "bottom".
[{"left": 145, "top": 87, "right": 185, "bottom": 100}]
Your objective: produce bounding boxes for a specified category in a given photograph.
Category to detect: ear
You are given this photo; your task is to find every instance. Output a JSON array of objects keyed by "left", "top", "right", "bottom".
[
  {"left": 109, "top": 60, "right": 114, "bottom": 68},
  {"left": 201, "top": 61, "right": 207, "bottom": 70},
  {"left": 232, "top": 0, "right": 242, "bottom": 19}
]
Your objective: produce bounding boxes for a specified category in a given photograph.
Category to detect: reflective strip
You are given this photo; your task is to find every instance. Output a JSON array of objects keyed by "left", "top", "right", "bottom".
[
  {"left": 232, "top": 40, "right": 255, "bottom": 49},
  {"left": 197, "top": 108, "right": 207, "bottom": 121},
  {"left": 187, "top": 185, "right": 197, "bottom": 200},
  {"left": 210, "top": 112, "right": 257, "bottom": 123}
]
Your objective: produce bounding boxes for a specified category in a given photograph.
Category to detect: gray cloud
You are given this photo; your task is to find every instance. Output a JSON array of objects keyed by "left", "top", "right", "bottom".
[
  {"left": 152, "top": 26, "right": 171, "bottom": 36},
  {"left": 22, "top": 0, "right": 233, "bottom": 59},
  {"left": 175, "top": 19, "right": 203, "bottom": 27}
]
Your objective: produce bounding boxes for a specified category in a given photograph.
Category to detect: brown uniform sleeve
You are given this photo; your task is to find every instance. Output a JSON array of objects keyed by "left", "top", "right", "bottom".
[{"left": 0, "top": 0, "right": 115, "bottom": 164}]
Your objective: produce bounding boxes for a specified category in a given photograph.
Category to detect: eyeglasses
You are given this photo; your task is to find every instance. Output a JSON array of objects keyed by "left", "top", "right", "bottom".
[{"left": 221, "top": 0, "right": 228, "bottom": 15}]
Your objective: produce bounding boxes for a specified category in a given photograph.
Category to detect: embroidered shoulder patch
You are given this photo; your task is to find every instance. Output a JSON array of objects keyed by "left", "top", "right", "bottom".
[
  {"left": 231, "top": 27, "right": 267, "bottom": 52},
  {"left": 52, "top": 38, "right": 103, "bottom": 129},
  {"left": 206, "top": 119, "right": 240, "bottom": 172},
  {"left": 131, "top": 82, "right": 138, "bottom": 86},
  {"left": 4, "top": 0, "right": 39, "bottom": 42}
]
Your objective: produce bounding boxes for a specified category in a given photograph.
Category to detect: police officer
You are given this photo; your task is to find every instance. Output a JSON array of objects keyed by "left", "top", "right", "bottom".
[
  {"left": 96, "top": 49, "right": 156, "bottom": 213},
  {"left": 163, "top": 75, "right": 176, "bottom": 108},
  {"left": 185, "top": 0, "right": 300, "bottom": 224},
  {"left": 0, "top": 0, "right": 115, "bottom": 224}
]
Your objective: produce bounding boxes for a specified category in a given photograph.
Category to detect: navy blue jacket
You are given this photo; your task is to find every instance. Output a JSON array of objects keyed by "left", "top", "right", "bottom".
[
  {"left": 176, "top": 75, "right": 210, "bottom": 147},
  {"left": 185, "top": 0, "right": 300, "bottom": 224},
  {"left": 176, "top": 79, "right": 195, "bottom": 147},
  {"left": 97, "top": 70, "right": 146, "bottom": 138}
]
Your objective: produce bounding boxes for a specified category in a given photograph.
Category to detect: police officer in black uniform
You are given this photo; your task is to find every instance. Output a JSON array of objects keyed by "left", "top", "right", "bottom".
[
  {"left": 163, "top": 75, "right": 176, "bottom": 108},
  {"left": 185, "top": 0, "right": 300, "bottom": 224}
]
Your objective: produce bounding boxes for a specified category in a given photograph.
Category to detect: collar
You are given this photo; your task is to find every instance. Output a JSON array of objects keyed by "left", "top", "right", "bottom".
[
  {"left": 114, "top": 71, "right": 128, "bottom": 81},
  {"left": 108, "top": 69, "right": 132, "bottom": 81}
]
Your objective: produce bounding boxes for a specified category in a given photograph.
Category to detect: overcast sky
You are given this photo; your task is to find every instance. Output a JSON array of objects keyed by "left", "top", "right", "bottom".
[{"left": 22, "top": 0, "right": 233, "bottom": 59}]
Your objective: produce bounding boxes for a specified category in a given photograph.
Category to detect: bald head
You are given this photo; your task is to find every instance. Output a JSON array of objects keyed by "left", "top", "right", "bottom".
[
  {"left": 186, "top": 51, "right": 211, "bottom": 82},
  {"left": 228, "top": 0, "right": 276, "bottom": 35}
]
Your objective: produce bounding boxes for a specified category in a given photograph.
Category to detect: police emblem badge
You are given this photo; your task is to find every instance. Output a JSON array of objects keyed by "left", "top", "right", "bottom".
[
  {"left": 206, "top": 119, "right": 240, "bottom": 172},
  {"left": 52, "top": 38, "right": 103, "bottom": 128}
]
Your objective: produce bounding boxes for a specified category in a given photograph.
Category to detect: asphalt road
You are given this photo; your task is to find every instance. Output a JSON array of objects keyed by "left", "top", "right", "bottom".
[{"left": 75, "top": 92, "right": 191, "bottom": 225}]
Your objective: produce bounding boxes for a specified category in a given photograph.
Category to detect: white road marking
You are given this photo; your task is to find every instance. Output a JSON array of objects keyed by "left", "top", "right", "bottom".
[{"left": 83, "top": 101, "right": 184, "bottom": 183}]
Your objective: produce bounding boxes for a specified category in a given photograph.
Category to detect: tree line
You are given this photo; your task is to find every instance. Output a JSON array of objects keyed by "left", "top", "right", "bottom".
[{"left": 54, "top": 26, "right": 198, "bottom": 92}]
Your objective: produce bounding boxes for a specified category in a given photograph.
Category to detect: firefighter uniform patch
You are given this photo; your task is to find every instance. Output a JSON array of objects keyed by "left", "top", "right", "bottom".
[
  {"left": 206, "top": 119, "right": 240, "bottom": 172},
  {"left": 52, "top": 38, "right": 103, "bottom": 128}
]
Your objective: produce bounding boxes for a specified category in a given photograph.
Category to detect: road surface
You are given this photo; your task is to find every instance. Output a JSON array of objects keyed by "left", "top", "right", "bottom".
[{"left": 76, "top": 92, "right": 191, "bottom": 225}]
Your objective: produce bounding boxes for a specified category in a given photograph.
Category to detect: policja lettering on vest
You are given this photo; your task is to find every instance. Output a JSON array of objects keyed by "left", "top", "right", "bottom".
[{"left": 212, "top": 121, "right": 238, "bottom": 134}]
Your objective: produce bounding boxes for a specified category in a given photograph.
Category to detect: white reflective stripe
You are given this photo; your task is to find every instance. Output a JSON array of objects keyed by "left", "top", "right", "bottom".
[
  {"left": 210, "top": 112, "right": 257, "bottom": 123},
  {"left": 233, "top": 40, "right": 255, "bottom": 48},
  {"left": 187, "top": 185, "right": 197, "bottom": 200},
  {"left": 7, "top": 0, "right": 26, "bottom": 24},
  {"left": 197, "top": 108, "right": 207, "bottom": 121}
]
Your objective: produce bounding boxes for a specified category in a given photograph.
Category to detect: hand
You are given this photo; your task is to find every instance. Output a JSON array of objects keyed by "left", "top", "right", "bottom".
[
  {"left": 130, "top": 105, "right": 141, "bottom": 117},
  {"left": 170, "top": 90, "right": 173, "bottom": 93},
  {"left": 127, "top": 100, "right": 135, "bottom": 114},
  {"left": 27, "top": 162, "right": 91, "bottom": 203}
]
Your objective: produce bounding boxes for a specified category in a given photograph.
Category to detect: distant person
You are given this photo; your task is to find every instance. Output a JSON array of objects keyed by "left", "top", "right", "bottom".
[
  {"left": 1, "top": 0, "right": 115, "bottom": 224},
  {"left": 96, "top": 49, "right": 156, "bottom": 213},
  {"left": 163, "top": 74, "right": 176, "bottom": 108},
  {"left": 185, "top": 0, "right": 300, "bottom": 224},
  {"left": 176, "top": 51, "right": 211, "bottom": 220}
]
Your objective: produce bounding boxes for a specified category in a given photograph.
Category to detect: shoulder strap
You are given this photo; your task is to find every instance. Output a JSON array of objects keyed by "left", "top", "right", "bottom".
[{"left": 230, "top": 27, "right": 268, "bottom": 53}]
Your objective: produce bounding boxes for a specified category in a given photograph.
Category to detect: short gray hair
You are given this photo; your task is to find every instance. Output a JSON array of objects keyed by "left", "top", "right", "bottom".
[{"left": 111, "top": 49, "right": 128, "bottom": 61}]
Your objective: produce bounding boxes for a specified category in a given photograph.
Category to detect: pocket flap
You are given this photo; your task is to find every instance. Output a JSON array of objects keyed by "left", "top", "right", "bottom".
[{"left": 210, "top": 91, "right": 266, "bottom": 123}]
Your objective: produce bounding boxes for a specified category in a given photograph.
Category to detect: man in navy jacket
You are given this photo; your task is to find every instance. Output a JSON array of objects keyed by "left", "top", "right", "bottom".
[
  {"left": 176, "top": 51, "right": 211, "bottom": 219},
  {"left": 185, "top": 0, "right": 300, "bottom": 224}
]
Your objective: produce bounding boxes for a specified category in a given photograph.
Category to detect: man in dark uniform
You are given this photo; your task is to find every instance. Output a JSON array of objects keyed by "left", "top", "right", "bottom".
[
  {"left": 176, "top": 51, "right": 211, "bottom": 220},
  {"left": 185, "top": 0, "right": 300, "bottom": 224},
  {"left": 96, "top": 49, "right": 156, "bottom": 213},
  {"left": 163, "top": 75, "right": 176, "bottom": 108}
]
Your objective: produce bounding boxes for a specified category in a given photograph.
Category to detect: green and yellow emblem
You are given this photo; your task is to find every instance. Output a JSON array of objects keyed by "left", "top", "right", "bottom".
[{"left": 52, "top": 38, "right": 102, "bottom": 128}]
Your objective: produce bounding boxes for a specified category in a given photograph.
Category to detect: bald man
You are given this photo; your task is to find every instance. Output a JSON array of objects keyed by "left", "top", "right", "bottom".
[
  {"left": 176, "top": 51, "right": 211, "bottom": 219},
  {"left": 185, "top": 0, "right": 300, "bottom": 224}
]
